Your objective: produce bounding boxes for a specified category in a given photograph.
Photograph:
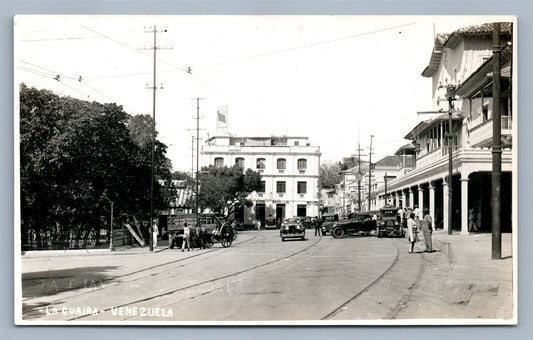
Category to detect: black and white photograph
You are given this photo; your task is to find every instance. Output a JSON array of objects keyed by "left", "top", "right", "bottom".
[{"left": 14, "top": 15, "right": 517, "bottom": 325}]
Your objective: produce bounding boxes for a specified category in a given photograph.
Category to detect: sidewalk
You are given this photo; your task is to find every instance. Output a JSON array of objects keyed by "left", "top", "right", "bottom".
[
  {"left": 432, "top": 231, "right": 515, "bottom": 320},
  {"left": 21, "top": 240, "right": 171, "bottom": 258}
]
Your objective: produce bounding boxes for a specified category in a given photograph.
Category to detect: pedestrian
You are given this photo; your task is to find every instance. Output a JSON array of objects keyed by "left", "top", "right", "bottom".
[
  {"left": 152, "top": 219, "right": 159, "bottom": 249},
  {"left": 421, "top": 208, "right": 434, "bottom": 252},
  {"left": 468, "top": 208, "right": 478, "bottom": 232},
  {"left": 413, "top": 205, "right": 420, "bottom": 221},
  {"left": 256, "top": 219, "right": 261, "bottom": 231},
  {"left": 398, "top": 207, "right": 404, "bottom": 224},
  {"left": 313, "top": 216, "right": 321, "bottom": 236},
  {"left": 407, "top": 212, "right": 418, "bottom": 253},
  {"left": 181, "top": 222, "right": 191, "bottom": 252}
]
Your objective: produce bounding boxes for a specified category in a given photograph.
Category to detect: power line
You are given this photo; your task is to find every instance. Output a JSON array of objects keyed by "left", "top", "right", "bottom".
[
  {"left": 197, "top": 22, "right": 416, "bottom": 69},
  {"left": 81, "top": 25, "right": 187, "bottom": 73}
]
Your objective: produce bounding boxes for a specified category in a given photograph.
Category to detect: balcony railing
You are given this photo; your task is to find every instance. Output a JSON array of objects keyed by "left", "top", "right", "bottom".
[{"left": 469, "top": 116, "right": 512, "bottom": 147}]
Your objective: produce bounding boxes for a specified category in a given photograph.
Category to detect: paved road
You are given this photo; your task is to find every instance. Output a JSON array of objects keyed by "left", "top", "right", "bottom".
[{"left": 20, "top": 230, "right": 450, "bottom": 323}]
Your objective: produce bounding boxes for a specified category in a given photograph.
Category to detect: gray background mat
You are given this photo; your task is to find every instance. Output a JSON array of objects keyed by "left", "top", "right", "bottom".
[{"left": 2, "top": 0, "right": 532, "bottom": 339}]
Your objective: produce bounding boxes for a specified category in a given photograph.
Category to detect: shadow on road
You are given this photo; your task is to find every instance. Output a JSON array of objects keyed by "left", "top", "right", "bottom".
[{"left": 22, "top": 266, "right": 119, "bottom": 298}]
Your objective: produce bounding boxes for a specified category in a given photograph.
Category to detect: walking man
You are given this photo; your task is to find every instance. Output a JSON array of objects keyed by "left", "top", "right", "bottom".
[
  {"left": 181, "top": 222, "right": 191, "bottom": 252},
  {"left": 421, "top": 208, "right": 434, "bottom": 252}
]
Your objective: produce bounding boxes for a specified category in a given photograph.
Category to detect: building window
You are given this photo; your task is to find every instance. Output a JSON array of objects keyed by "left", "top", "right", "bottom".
[
  {"left": 277, "top": 158, "right": 286, "bottom": 170},
  {"left": 297, "top": 158, "right": 307, "bottom": 171},
  {"left": 297, "top": 181, "right": 307, "bottom": 194},
  {"left": 276, "top": 181, "right": 286, "bottom": 193},
  {"left": 259, "top": 181, "right": 266, "bottom": 193},
  {"left": 214, "top": 157, "right": 224, "bottom": 168},
  {"left": 482, "top": 104, "right": 489, "bottom": 121},
  {"left": 235, "top": 157, "right": 244, "bottom": 168},
  {"left": 256, "top": 158, "right": 266, "bottom": 169}
]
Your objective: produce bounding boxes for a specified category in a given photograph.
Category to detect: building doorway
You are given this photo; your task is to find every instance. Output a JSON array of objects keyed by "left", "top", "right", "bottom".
[
  {"left": 297, "top": 204, "right": 307, "bottom": 217},
  {"left": 256, "top": 203, "right": 266, "bottom": 227},
  {"left": 276, "top": 204, "right": 285, "bottom": 227}
]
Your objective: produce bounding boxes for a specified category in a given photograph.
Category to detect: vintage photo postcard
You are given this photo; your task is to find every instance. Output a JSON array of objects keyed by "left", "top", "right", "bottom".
[{"left": 14, "top": 15, "right": 517, "bottom": 325}]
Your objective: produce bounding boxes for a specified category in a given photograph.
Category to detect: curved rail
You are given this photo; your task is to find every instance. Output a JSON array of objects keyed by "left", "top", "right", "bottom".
[{"left": 68, "top": 235, "right": 323, "bottom": 321}]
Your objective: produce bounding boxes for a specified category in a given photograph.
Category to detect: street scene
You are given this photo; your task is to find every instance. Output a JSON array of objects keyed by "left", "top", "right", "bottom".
[{"left": 15, "top": 15, "right": 516, "bottom": 325}]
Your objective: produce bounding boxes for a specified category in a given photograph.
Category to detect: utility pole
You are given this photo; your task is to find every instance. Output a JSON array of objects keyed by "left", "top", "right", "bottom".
[
  {"left": 491, "top": 22, "right": 502, "bottom": 259},
  {"left": 368, "top": 135, "right": 374, "bottom": 211},
  {"left": 384, "top": 172, "right": 388, "bottom": 205},
  {"left": 356, "top": 142, "right": 365, "bottom": 212},
  {"left": 143, "top": 26, "right": 170, "bottom": 252},
  {"left": 109, "top": 201, "right": 114, "bottom": 251},
  {"left": 191, "top": 135, "right": 195, "bottom": 178},
  {"left": 445, "top": 85, "right": 455, "bottom": 235},
  {"left": 191, "top": 98, "right": 205, "bottom": 221}
]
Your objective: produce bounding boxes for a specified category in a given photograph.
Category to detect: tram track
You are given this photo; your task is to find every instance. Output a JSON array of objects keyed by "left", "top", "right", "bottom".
[
  {"left": 68, "top": 234, "right": 323, "bottom": 321},
  {"left": 22, "top": 233, "right": 259, "bottom": 306},
  {"left": 321, "top": 239, "right": 428, "bottom": 320}
]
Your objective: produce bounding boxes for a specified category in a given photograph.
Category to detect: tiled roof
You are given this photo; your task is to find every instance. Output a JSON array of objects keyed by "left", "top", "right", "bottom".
[
  {"left": 422, "top": 22, "right": 513, "bottom": 77},
  {"left": 394, "top": 143, "right": 416, "bottom": 155},
  {"left": 375, "top": 156, "right": 400, "bottom": 167}
]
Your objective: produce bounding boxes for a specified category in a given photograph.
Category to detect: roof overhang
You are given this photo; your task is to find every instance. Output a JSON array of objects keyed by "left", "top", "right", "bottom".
[{"left": 455, "top": 47, "right": 512, "bottom": 98}]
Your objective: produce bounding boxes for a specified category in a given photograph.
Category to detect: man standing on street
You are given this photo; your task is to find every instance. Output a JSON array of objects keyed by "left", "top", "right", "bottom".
[
  {"left": 181, "top": 222, "right": 191, "bottom": 252},
  {"left": 313, "top": 216, "right": 321, "bottom": 236},
  {"left": 421, "top": 208, "right": 434, "bottom": 252},
  {"left": 152, "top": 219, "right": 159, "bottom": 249}
]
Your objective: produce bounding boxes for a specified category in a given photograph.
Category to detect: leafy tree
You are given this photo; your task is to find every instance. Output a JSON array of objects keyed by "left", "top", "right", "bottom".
[
  {"left": 319, "top": 161, "right": 342, "bottom": 189},
  {"left": 19, "top": 84, "right": 174, "bottom": 243},
  {"left": 194, "top": 165, "right": 262, "bottom": 217}
]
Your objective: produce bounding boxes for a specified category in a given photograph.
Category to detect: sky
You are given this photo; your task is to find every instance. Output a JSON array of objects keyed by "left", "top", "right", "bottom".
[{"left": 14, "top": 15, "right": 507, "bottom": 172}]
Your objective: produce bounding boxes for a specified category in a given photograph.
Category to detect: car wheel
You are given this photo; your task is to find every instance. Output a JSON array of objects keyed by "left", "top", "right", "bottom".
[
  {"left": 301, "top": 236, "right": 305, "bottom": 241},
  {"left": 281, "top": 237, "right": 285, "bottom": 242},
  {"left": 332, "top": 227, "right": 345, "bottom": 239}
]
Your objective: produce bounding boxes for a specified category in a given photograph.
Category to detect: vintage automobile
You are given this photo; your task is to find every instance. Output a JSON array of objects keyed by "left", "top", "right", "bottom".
[
  {"left": 376, "top": 206, "right": 405, "bottom": 238},
  {"left": 329, "top": 212, "right": 377, "bottom": 239},
  {"left": 320, "top": 213, "right": 339, "bottom": 235},
  {"left": 299, "top": 216, "right": 315, "bottom": 229},
  {"left": 265, "top": 217, "right": 278, "bottom": 230},
  {"left": 280, "top": 217, "right": 305, "bottom": 242}
]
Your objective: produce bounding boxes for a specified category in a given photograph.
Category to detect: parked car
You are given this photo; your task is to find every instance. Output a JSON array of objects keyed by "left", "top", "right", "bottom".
[
  {"left": 280, "top": 217, "right": 305, "bottom": 242},
  {"left": 299, "top": 216, "right": 315, "bottom": 229},
  {"left": 376, "top": 206, "right": 404, "bottom": 238},
  {"left": 265, "top": 217, "right": 277, "bottom": 230},
  {"left": 330, "top": 212, "right": 377, "bottom": 239},
  {"left": 320, "top": 213, "right": 339, "bottom": 235}
]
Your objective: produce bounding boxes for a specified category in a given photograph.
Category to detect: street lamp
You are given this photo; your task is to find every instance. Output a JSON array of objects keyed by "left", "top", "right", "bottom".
[{"left": 418, "top": 83, "right": 458, "bottom": 235}]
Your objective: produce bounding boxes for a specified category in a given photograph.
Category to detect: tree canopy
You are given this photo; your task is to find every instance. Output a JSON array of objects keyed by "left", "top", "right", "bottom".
[
  {"left": 19, "top": 84, "right": 174, "bottom": 236},
  {"left": 194, "top": 165, "right": 262, "bottom": 217}
]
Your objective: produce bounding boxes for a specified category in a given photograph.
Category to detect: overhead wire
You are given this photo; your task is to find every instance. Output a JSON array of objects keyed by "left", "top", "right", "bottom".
[{"left": 196, "top": 22, "right": 417, "bottom": 70}]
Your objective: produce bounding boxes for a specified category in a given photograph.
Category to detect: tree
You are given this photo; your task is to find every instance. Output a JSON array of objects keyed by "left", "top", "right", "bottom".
[
  {"left": 194, "top": 165, "right": 262, "bottom": 217},
  {"left": 19, "top": 84, "right": 174, "bottom": 243},
  {"left": 319, "top": 161, "right": 342, "bottom": 189}
]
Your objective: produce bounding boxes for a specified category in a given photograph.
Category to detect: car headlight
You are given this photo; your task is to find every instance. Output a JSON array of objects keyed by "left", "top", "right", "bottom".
[
  {"left": 285, "top": 226, "right": 289, "bottom": 230},
  {"left": 395, "top": 221, "right": 398, "bottom": 225}
]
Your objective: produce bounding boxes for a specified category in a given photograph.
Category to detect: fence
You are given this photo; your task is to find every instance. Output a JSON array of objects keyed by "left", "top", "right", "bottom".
[{"left": 21, "top": 228, "right": 139, "bottom": 251}]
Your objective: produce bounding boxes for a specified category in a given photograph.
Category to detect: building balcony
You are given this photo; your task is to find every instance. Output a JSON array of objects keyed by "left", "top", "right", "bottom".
[
  {"left": 202, "top": 144, "right": 321, "bottom": 155},
  {"left": 469, "top": 116, "right": 512, "bottom": 148}
]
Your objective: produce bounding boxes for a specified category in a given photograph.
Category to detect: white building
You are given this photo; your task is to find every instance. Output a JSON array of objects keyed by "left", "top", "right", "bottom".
[
  {"left": 373, "top": 22, "right": 514, "bottom": 234},
  {"left": 201, "top": 135, "right": 321, "bottom": 226}
]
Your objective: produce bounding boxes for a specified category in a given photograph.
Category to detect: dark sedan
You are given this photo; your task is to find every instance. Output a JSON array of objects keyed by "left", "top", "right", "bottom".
[
  {"left": 330, "top": 213, "right": 377, "bottom": 239},
  {"left": 280, "top": 217, "right": 306, "bottom": 242}
]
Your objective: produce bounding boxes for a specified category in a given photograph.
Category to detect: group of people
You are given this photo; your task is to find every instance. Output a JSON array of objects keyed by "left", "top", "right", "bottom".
[{"left": 405, "top": 206, "right": 434, "bottom": 254}]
